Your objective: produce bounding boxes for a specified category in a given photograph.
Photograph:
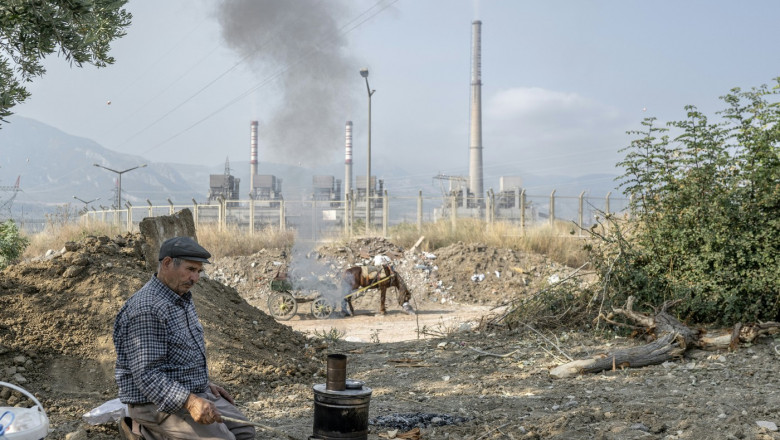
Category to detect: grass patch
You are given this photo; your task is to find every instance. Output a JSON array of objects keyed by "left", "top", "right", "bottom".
[
  {"left": 197, "top": 224, "right": 294, "bottom": 258},
  {"left": 389, "top": 218, "right": 588, "bottom": 268}
]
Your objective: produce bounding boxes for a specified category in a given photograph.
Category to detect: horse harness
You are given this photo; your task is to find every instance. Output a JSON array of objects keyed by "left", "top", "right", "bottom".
[{"left": 359, "top": 264, "right": 396, "bottom": 288}]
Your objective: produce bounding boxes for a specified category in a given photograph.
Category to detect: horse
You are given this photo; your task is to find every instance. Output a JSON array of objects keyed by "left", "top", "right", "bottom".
[{"left": 341, "top": 264, "right": 414, "bottom": 316}]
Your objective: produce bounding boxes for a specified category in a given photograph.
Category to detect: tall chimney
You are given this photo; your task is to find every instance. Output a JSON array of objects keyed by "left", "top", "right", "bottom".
[
  {"left": 250, "top": 121, "right": 258, "bottom": 198},
  {"left": 468, "top": 20, "right": 484, "bottom": 206},
  {"left": 344, "top": 121, "right": 353, "bottom": 200}
]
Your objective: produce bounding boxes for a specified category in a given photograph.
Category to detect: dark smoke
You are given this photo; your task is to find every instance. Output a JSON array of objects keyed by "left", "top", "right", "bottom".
[{"left": 217, "top": 0, "right": 357, "bottom": 166}]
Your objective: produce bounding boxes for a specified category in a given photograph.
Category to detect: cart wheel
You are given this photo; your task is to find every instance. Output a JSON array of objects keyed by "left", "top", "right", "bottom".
[
  {"left": 311, "top": 298, "right": 333, "bottom": 319},
  {"left": 267, "top": 291, "right": 297, "bottom": 320}
]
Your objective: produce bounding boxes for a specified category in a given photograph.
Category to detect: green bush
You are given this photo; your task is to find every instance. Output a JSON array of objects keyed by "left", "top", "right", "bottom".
[
  {"left": 0, "top": 220, "right": 29, "bottom": 269},
  {"left": 589, "top": 79, "right": 780, "bottom": 325}
]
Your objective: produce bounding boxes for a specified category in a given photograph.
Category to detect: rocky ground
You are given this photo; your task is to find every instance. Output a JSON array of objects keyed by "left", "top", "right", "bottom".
[{"left": 0, "top": 234, "right": 778, "bottom": 439}]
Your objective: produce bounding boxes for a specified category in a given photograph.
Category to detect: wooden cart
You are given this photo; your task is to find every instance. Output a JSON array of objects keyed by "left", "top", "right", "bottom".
[{"left": 266, "top": 273, "right": 336, "bottom": 320}]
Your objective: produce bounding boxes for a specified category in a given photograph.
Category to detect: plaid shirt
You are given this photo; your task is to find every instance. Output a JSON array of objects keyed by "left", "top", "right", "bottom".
[{"left": 113, "top": 275, "right": 209, "bottom": 413}]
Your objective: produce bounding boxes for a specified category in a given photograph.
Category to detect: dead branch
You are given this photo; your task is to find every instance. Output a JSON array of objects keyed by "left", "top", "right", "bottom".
[
  {"left": 552, "top": 296, "right": 780, "bottom": 378},
  {"left": 550, "top": 332, "right": 684, "bottom": 378},
  {"left": 468, "top": 347, "right": 519, "bottom": 358}
]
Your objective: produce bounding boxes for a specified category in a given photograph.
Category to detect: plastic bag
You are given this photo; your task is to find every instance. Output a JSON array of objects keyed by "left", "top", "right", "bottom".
[{"left": 82, "top": 398, "right": 127, "bottom": 425}]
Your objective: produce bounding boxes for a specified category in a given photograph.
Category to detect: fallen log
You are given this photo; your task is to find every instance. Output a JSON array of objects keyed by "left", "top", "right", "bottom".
[
  {"left": 550, "top": 296, "right": 780, "bottom": 378},
  {"left": 550, "top": 333, "right": 684, "bottom": 378}
]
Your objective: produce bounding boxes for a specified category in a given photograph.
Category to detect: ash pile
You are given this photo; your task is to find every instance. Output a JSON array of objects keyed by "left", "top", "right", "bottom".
[{"left": 370, "top": 412, "right": 470, "bottom": 431}]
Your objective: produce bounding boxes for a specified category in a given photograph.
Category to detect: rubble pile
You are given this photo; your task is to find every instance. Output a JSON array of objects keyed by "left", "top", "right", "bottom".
[{"left": 209, "top": 237, "right": 580, "bottom": 315}]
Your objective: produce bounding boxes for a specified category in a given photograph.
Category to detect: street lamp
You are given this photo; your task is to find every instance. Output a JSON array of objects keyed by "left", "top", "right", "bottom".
[
  {"left": 73, "top": 195, "right": 100, "bottom": 205},
  {"left": 360, "top": 68, "right": 376, "bottom": 234},
  {"left": 73, "top": 196, "right": 100, "bottom": 214},
  {"left": 93, "top": 163, "right": 147, "bottom": 209}
]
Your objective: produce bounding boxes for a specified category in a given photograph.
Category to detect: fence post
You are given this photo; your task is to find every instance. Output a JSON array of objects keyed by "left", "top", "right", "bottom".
[
  {"left": 167, "top": 198, "right": 175, "bottom": 215},
  {"left": 191, "top": 199, "right": 199, "bottom": 229},
  {"left": 382, "top": 190, "right": 388, "bottom": 238},
  {"left": 578, "top": 190, "right": 585, "bottom": 236},
  {"left": 350, "top": 190, "right": 355, "bottom": 236},
  {"left": 218, "top": 197, "right": 226, "bottom": 232},
  {"left": 279, "top": 200, "right": 285, "bottom": 231},
  {"left": 605, "top": 191, "right": 611, "bottom": 217},
  {"left": 344, "top": 192, "right": 350, "bottom": 236},
  {"left": 248, "top": 198, "right": 255, "bottom": 235},
  {"left": 450, "top": 195, "right": 457, "bottom": 233},
  {"left": 549, "top": 189, "right": 556, "bottom": 228},
  {"left": 490, "top": 189, "right": 495, "bottom": 224},
  {"left": 417, "top": 190, "right": 423, "bottom": 234},
  {"left": 312, "top": 199, "right": 317, "bottom": 242},
  {"left": 125, "top": 202, "right": 133, "bottom": 232},
  {"left": 485, "top": 189, "right": 490, "bottom": 226},
  {"left": 520, "top": 189, "right": 526, "bottom": 236},
  {"left": 147, "top": 199, "right": 153, "bottom": 218}
]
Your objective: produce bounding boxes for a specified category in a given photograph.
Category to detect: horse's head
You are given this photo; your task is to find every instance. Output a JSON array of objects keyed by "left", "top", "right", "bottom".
[{"left": 392, "top": 268, "right": 411, "bottom": 305}]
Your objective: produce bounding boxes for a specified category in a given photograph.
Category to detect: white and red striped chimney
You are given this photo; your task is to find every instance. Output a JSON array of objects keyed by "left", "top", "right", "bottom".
[
  {"left": 344, "top": 121, "right": 353, "bottom": 200},
  {"left": 250, "top": 120, "right": 258, "bottom": 197}
]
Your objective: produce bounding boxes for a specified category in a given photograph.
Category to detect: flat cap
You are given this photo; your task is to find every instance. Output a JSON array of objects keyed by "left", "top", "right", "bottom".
[{"left": 158, "top": 236, "right": 211, "bottom": 263}]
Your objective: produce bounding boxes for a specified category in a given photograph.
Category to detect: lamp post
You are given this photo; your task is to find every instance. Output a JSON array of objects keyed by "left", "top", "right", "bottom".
[
  {"left": 73, "top": 196, "right": 100, "bottom": 213},
  {"left": 93, "top": 163, "right": 147, "bottom": 209},
  {"left": 360, "top": 68, "right": 376, "bottom": 234}
]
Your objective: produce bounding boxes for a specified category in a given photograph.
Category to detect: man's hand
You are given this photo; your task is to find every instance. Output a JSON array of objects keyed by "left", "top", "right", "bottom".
[
  {"left": 209, "top": 383, "right": 235, "bottom": 404},
  {"left": 184, "top": 394, "right": 223, "bottom": 425}
]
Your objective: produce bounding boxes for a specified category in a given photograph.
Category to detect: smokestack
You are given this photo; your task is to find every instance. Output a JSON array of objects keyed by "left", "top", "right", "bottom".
[
  {"left": 344, "top": 121, "right": 353, "bottom": 200},
  {"left": 250, "top": 121, "right": 258, "bottom": 198},
  {"left": 468, "top": 20, "right": 484, "bottom": 205}
]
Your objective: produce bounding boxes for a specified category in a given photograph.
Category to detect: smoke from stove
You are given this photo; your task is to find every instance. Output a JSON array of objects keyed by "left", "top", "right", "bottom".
[{"left": 217, "top": 0, "right": 356, "bottom": 166}]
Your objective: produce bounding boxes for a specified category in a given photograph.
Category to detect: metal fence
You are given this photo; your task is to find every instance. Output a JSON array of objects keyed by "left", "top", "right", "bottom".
[{"left": 77, "top": 190, "right": 629, "bottom": 240}]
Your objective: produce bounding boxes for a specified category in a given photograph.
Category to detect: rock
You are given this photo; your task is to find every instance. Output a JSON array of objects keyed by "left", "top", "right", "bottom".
[
  {"left": 62, "top": 265, "right": 86, "bottom": 278},
  {"left": 756, "top": 421, "right": 778, "bottom": 431},
  {"left": 65, "top": 429, "right": 88, "bottom": 440},
  {"left": 12, "top": 373, "right": 27, "bottom": 384}
]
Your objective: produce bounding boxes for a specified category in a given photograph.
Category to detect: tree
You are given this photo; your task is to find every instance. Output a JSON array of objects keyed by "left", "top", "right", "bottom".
[
  {"left": 0, "top": 0, "right": 131, "bottom": 122},
  {"left": 588, "top": 78, "right": 780, "bottom": 325}
]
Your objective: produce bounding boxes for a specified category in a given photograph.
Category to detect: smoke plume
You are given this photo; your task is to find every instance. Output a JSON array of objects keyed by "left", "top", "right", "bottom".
[{"left": 217, "top": 0, "right": 357, "bottom": 166}]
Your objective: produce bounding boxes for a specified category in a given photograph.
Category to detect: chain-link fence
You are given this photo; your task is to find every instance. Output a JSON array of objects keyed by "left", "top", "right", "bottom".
[{"left": 76, "top": 190, "right": 629, "bottom": 241}]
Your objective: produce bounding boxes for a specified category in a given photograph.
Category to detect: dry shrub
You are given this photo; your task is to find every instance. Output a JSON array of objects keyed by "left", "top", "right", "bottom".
[
  {"left": 487, "top": 278, "right": 595, "bottom": 332},
  {"left": 197, "top": 224, "right": 294, "bottom": 258},
  {"left": 22, "top": 217, "right": 294, "bottom": 260}
]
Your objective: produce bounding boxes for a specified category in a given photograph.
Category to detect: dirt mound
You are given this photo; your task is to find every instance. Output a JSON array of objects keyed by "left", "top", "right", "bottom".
[{"left": 0, "top": 233, "right": 322, "bottom": 437}]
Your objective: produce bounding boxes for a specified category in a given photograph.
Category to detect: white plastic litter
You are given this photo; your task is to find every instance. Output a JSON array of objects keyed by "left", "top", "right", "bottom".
[
  {"left": 82, "top": 398, "right": 127, "bottom": 425},
  {"left": 373, "top": 255, "right": 391, "bottom": 265},
  {"left": 0, "top": 382, "right": 49, "bottom": 439}
]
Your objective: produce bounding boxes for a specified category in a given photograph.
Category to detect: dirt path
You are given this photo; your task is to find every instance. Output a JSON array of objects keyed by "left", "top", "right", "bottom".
[{"left": 273, "top": 301, "right": 502, "bottom": 343}]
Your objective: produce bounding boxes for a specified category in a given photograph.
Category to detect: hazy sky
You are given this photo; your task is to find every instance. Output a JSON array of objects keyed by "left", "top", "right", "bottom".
[{"left": 9, "top": 0, "right": 780, "bottom": 193}]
